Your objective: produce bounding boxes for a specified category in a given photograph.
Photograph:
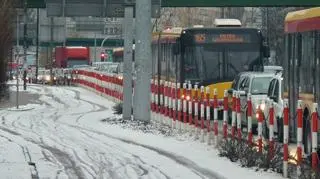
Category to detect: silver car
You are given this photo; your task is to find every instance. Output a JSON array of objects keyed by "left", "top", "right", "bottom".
[{"left": 229, "top": 72, "right": 277, "bottom": 133}]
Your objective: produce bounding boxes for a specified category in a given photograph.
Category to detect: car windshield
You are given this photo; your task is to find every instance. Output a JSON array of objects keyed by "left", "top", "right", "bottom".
[{"left": 251, "top": 77, "right": 272, "bottom": 95}]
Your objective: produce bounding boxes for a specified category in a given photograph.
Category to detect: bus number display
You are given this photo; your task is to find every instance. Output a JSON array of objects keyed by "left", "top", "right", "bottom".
[
  {"left": 194, "top": 33, "right": 251, "bottom": 43},
  {"left": 213, "top": 34, "right": 244, "bottom": 43}
]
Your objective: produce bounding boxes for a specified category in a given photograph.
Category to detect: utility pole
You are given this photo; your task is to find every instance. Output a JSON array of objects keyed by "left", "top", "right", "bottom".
[
  {"left": 35, "top": 8, "right": 39, "bottom": 83},
  {"left": 23, "top": 0, "right": 27, "bottom": 90},
  {"left": 133, "top": 0, "right": 152, "bottom": 122},
  {"left": 122, "top": 1, "right": 134, "bottom": 120},
  {"left": 50, "top": 17, "right": 53, "bottom": 86},
  {"left": 63, "top": 0, "right": 66, "bottom": 47},
  {"left": 94, "top": 33, "right": 97, "bottom": 62},
  {"left": 16, "top": 12, "right": 20, "bottom": 109}
]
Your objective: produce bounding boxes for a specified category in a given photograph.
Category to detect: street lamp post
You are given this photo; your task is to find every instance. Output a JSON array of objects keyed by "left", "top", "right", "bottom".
[{"left": 16, "top": 13, "right": 20, "bottom": 109}]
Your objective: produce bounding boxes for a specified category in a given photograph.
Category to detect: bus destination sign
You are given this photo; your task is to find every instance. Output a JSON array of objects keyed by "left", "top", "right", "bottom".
[{"left": 194, "top": 33, "right": 252, "bottom": 43}]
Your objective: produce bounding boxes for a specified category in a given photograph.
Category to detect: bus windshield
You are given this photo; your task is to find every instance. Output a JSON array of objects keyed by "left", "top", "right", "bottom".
[{"left": 184, "top": 46, "right": 260, "bottom": 84}]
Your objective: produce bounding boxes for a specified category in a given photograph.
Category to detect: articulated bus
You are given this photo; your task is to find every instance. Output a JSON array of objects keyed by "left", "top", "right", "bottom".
[
  {"left": 151, "top": 19, "right": 270, "bottom": 108},
  {"left": 283, "top": 7, "right": 320, "bottom": 154}
]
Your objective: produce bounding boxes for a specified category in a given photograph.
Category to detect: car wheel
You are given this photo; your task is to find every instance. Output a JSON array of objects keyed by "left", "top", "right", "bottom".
[
  {"left": 262, "top": 117, "right": 269, "bottom": 140},
  {"left": 303, "top": 119, "right": 312, "bottom": 156},
  {"left": 277, "top": 117, "right": 283, "bottom": 143}
]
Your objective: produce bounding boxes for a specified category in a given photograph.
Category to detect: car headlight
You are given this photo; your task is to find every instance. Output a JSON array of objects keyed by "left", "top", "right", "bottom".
[
  {"left": 54, "top": 77, "right": 57, "bottom": 80},
  {"left": 256, "top": 103, "right": 265, "bottom": 111}
]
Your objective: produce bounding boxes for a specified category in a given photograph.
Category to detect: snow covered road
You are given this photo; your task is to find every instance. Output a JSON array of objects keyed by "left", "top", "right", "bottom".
[{"left": 0, "top": 85, "right": 283, "bottom": 179}]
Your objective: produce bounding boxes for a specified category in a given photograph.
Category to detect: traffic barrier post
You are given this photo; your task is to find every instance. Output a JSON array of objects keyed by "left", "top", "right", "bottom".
[
  {"left": 213, "top": 88, "right": 218, "bottom": 146},
  {"left": 283, "top": 99, "right": 289, "bottom": 178}
]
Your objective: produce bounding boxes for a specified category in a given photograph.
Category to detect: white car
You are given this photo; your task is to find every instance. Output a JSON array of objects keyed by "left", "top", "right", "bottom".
[{"left": 229, "top": 71, "right": 277, "bottom": 133}]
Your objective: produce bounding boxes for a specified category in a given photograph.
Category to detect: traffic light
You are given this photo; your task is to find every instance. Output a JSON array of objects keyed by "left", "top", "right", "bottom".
[{"left": 100, "top": 52, "right": 105, "bottom": 62}]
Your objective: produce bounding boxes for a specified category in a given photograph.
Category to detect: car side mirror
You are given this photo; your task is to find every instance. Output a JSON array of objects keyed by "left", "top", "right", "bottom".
[
  {"left": 269, "top": 95, "right": 277, "bottom": 102},
  {"left": 227, "top": 88, "right": 234, "bottom": 94},
  {"left": 238, "top": 90, "right": 247, "bottom": 96}
]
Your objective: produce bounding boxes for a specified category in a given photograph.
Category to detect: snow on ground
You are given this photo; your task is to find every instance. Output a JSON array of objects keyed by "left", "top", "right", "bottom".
[{"left": 0, "top": 84, "right": 284, "bottom": 179}]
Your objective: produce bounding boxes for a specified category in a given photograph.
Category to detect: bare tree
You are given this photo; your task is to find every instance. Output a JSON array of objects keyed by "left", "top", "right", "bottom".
[
  {"left": 260, "top": 7, "right": 303, "bottom": 65},
  {"left": 153, "top": 8, "right": 220, "bottom": 31},
  {"left": 0, "top": 0, "right": 15, "bottom": 98}
]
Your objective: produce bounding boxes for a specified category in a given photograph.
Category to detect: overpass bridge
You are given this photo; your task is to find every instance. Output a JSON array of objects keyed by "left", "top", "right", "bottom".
[
  {"left": 13, "top": 37, "right": 124, "bottom": 47},
  {"left": 15, "top": 0, "right": 320, "bottom": 8},
  {"left": 13, "top": 0, "right": 319, "bottom": 47}
]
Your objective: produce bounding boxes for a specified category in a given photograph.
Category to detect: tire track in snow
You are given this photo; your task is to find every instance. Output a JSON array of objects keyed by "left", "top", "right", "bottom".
[
  {"left": 60, "top": 122, "right": 226, "bottom": 179},
  {"left": 79, "top": 129, "right": 170, "bottom": 179}
]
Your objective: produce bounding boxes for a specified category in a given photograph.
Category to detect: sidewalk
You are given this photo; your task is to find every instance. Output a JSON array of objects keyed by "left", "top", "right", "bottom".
[
  {"left": 0, "top": 82, "right": 37, "bottom": 179},
  {"left": 0, "top": 84, "right": 40, "bottom": 109},
  {"left": 0, "top": 138, "right": 31, "bottom": 179}
]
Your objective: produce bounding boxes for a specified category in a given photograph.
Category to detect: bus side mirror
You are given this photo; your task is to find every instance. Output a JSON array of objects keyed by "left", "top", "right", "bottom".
[{"left": 263, "top": 45, "right": 270, "bottom": 58}]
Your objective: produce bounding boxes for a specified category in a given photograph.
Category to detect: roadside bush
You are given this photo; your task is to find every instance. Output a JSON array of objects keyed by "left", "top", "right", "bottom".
[
  {"left": 112, "top": 103, "right": 123, "bottom": 114},
  {"left": 218, "top": 136, "right": 260, "bottom": 168},
  {"left": 218, "top": 136, "right": 320, "bottom": 178}
]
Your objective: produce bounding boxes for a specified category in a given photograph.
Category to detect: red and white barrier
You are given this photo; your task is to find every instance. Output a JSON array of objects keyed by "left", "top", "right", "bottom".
[
  {"left": 188, "top": 83, "right": 193, "bottom": 134},
  {"left": 247, "top": 94, "right": 253, "bottom": 145},
  {"left": 172, "top": 82, "right": 177, "bottom": 129},
  {"left": 213, "top": 88, "right": 218, "bottom": 146},
  {"left": 200, "top": 86, "right": 205, "bottom": 143},
  {"left": 159, "top": 80, "right": 164, "bottom": 124},
  {"left": 168, "top": 82, "right": 173, "bottom": 127},
  {"left": 206, "top": 87, "right": 211, "bottom": 145},
  {"left": 183, "top": 83, "right": 188, "bottom": 132},
  {"left": 177, "top": 83, "right": 182, "bottom": 131},
  {"left": 73, "top": 68, "right": 320, "bottom": 174},
  {"left": 155, "top": 80, "right": 160, "bottom": 124},
  {"left": 283, "top": 99, "right": 289, "bottom": 178},
  {"left": 269, "top": 100, "right": 275, "bottom": 159},
  {"left": 311, "top": 102, "right": 318, "bottom": 171},
  {"left": 223, "top": 90, "right": 228, "bottom": 139},
  {"left": 297, "top": 100, "right": 303, "bottom": 177},
  {"left": 258, "top": 101, "right": 263, "bottom": 153},
  {"left": 194, "top": 85, "right": 199, "bottom": 139},
  {"left": 231, "top": 91, "right": 237, "bottom": 139},
  {"left": 236, "top": 91, "right": 242, "bottom": 140},
  {"left": 164, "top": 81, "right": 169, "bottom": 125},
  {"left": 151, "top": 79, "right": 155, "bottom": 121}
]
